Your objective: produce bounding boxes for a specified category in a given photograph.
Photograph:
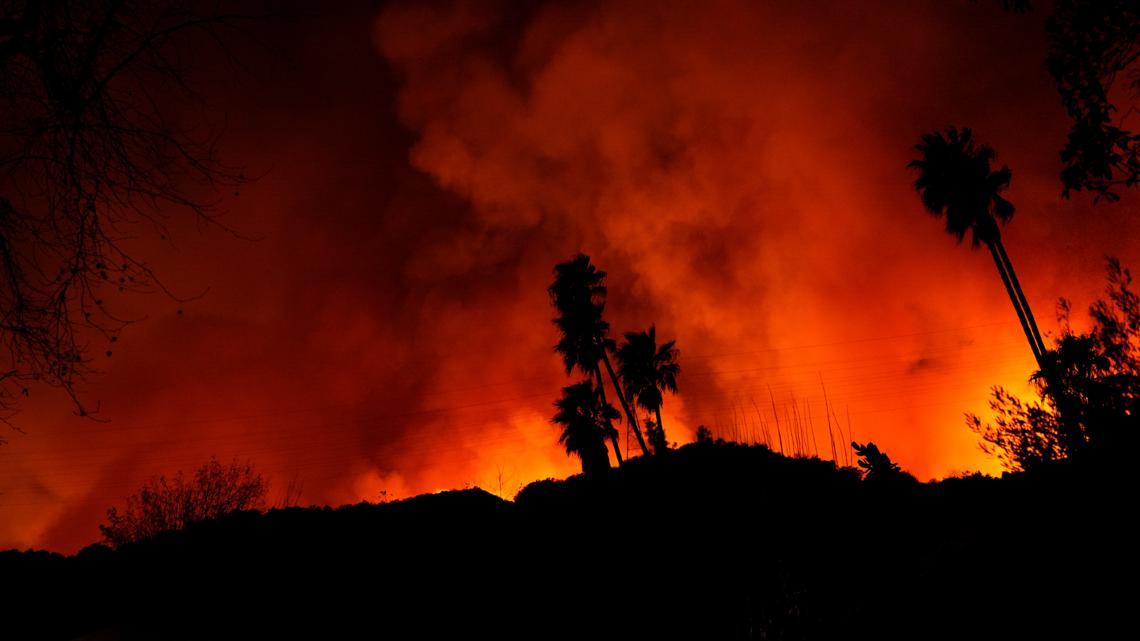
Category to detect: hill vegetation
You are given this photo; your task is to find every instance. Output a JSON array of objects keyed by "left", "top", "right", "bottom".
[
  {"left": 1, "top": 440, "right": 1131, "bottom": 640},
  {"left": 5, "top": 6, "right": 1140, "bottom": 640}
]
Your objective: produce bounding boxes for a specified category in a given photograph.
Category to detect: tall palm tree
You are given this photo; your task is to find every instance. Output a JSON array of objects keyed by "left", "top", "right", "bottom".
[
  {"left": 552, "top": 380, "right": 619, "bottom": 476},
  {"left": 549, "top": 254, "right": 650, "bottom": 459},
  {"left": 910, "top": 127, "right": 1047, "bottom": 368},
  {"left": 615, "top": 325, "right": 680, "bottom": 453}
]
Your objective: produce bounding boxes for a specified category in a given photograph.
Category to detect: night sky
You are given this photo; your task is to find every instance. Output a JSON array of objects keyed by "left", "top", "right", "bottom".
[{"left": 2, "top": 0, "right": 1136, "bottom": 553}]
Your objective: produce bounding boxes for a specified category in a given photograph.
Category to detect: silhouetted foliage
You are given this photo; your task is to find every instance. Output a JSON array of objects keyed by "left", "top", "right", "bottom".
[
  {"left": 2, "top": 443, "right": 1133, "bottom": 640},
  {"left": 1043, "top": 1, "right": 1140, "bottom": 201},
  {"left": 989, "top": 0, "right": 1140, "bottom": 200},
  {"left": 695, "top": 424, "right": 713, "bottom": 443},
  {"left": 0, "top": 1, "right": 250, "bottom": 417},
  {"left": 552, "top": 380, "right": 619, "bottom": 475},
  {"left": 100, "top": 457, "right": 267, "bottom": 548},
  {"left": 615, "top": 324, "right": 680, "bottom": 454},
  {"left": 969, "top": 257, "right": 1140, "bottom": 471},
  {"left": 910, "top": 127, "right": 1012, "bottom": 248},
  {"left": 851, "top": 441, "right": 901, "bottom": 481},
  {"left": 549, "top": 254, "right": 648, "bottom": 458},
  {"left": 643, "top": 416, "right": 666, "bottom": 453},
  {"left": 910, "top": 127, "right": 1047, "bottom": 371},
  {"left": 549, "top": 254, "right": 610, "bottom": 376}
]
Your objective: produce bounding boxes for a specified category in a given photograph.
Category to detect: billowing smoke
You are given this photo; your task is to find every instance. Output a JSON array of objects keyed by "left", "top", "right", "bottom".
[
  {"left": 370, "top": 0, "right": 1118, "bottom": 473},
  {"left": 2, "top": 0, "right": 1136, "bottom": 553}
]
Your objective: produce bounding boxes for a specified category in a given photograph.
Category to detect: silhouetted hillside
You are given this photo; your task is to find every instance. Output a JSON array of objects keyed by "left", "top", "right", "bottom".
[{"left": 2, "top": 442, "right": 1133, "bottom": 640}]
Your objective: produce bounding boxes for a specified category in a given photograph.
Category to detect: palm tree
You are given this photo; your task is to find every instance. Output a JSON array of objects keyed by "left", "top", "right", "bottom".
[
  {"left": 552, "top": 380, "right": 619, "bottom": 476},
  {"left": 549, "top": 254, "right": 650, "bottom": 459},
  {"left": 616, "top": 325, "right": 680, "bottom": 453},
  {"left": 910, "top": 127, "right": 1047, "bottom": 368}
]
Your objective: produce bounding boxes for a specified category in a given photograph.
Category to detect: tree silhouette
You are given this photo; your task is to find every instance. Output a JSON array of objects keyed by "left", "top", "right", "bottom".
[
  {"left": 0, "top": 1, "right": 250, "bottom": 418},
  {"left": 552, "top": 380, "right": 618, "bottom": 476},
  {"left": 100, "top": 457, "right": 267, "bottom": 548},
  {"left": 968, "top": 257, "right": 1140, "bottom": 471},
  {"left": 549, "top": 254, "right": 649, "bottom": 459},
  {"left": 1044, "top": 0, "right": 1140, "bottom": 201},
  {"left": 987, "top": 1, "right": 1140, "bottom": 200},
  {"left": 616, "top": 325, "right": 680, "bottom": 454},
  {"left": 910, "top": 127, "right": 1047, "bottom": 370}
]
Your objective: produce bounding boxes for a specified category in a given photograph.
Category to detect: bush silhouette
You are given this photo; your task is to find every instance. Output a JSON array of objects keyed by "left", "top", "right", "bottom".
[
  {"left": 851, "top": 441, "right": 907, "bottom": 482},
  {"left": 100, "top": 457, "right": 267, "bottom": 547},
  {"left": 969, "top": 257, "right": 1140, "bottom": 471}
]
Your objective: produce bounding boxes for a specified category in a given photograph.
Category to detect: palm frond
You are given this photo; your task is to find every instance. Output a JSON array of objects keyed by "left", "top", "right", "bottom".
[{"left": 910, "top": 126, "right": 1016, "bottom": 247}]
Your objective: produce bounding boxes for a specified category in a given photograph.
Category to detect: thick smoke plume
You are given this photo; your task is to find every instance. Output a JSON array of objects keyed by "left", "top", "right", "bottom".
[{"left": 2, "top": 0, "right": 1137, "bottom": 552}]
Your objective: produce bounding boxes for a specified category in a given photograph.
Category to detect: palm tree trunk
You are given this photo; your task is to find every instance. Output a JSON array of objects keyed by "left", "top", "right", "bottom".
[
  {"left": 994, "top": 239, "right": 1047, "bottom": 358},
  {"left": 655, "top": 407, "right": 668, "bottom": 452},
  {"left": 994, "top": 239, "right": 1075, "bottom": 433},
  {"left": 987, "top": 240, "right": 1045, "bottom": 369},
  {"left": 594, "top": 365, "right": 623, "bottom": 467},
  {"left": 600, "top": 351, "right": 651, "bottom": 456}
]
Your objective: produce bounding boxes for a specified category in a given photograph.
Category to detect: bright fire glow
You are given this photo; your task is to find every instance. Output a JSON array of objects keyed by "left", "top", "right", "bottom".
[{"left": 1, "top": 0, "right": 1136, "bottom": 553}]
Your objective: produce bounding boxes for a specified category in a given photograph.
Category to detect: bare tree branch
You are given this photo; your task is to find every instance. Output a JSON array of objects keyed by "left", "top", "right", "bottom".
[{"left": 0, "top": 0, "right": 253, "bottom": 422}]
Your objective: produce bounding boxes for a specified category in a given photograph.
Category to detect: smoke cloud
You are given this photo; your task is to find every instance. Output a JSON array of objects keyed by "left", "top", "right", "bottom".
[{"left": 2, "top": 0, "right": 1137, "bottom": 553}]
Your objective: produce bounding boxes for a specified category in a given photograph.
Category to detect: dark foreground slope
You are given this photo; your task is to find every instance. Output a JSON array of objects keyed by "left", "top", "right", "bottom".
[{"left": 2, "top": 441, "right": 1136, "bottom": 640}]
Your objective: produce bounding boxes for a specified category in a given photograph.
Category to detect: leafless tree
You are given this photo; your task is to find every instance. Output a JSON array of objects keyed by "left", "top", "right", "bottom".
[{"left": 0, "top": 1, "right": 251, "bottom": 423}]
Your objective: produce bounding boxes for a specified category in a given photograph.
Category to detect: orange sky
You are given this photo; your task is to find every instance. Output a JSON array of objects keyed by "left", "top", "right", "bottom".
[{"left": 3, "top": 0, "right": 1139, "bottom": 554}]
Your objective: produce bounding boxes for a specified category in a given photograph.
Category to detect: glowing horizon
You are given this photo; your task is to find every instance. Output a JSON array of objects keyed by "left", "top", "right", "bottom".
[{"left": 1, "top": 0, "right": 1136, "bottom": 554}]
